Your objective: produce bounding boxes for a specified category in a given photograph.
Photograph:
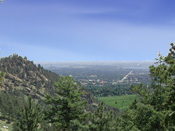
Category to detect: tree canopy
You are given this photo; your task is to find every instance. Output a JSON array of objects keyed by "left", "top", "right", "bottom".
[
  {"left": 116, "top": 43, "right": 175, "bottom": 130},
  {"left": 45, "top": 76, "right": 88, "bottom": 131}
]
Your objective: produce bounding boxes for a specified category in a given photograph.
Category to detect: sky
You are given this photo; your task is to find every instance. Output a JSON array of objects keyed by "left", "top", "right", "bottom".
[{"left": 0, "top": 0, "right": 175, "bottom": 61}]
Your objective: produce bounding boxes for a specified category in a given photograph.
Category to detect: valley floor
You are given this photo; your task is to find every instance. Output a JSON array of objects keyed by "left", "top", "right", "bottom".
[{"left": 98, "top": 94, "right": 137, "bottom": 111}]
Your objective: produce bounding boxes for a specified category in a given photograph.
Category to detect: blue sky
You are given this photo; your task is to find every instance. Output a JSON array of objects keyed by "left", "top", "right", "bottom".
[{"left": 0, "top": 0, "right": 175, "bottom": 61}]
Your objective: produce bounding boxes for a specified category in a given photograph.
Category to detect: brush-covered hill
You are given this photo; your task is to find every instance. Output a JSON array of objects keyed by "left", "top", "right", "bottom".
[{"left": 0, "top": 54, "right": 60, "bottom": 99}]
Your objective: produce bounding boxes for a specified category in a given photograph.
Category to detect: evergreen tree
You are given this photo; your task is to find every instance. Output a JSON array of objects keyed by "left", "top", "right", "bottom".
[
  {"left": 115, "top": 43, "right": 175, "bottom": 130},
  {"left": 88, "top": 102, "right": 114, "bottom": 131},
  {"left": 13, "top": 96, "right": 43, "bottom": 131},
  {"left": 45, "top": 76, "right": 87, "bottom": 131}
]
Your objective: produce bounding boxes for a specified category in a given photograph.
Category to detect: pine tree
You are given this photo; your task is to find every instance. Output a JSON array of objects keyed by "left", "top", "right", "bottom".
[
  {"left": 13, "top": 96, "right": 43, "bottom": 131},
  {"left": 45, "top": 76, "right": 87, "bottom": 131},
  {"left": 116, "top": 43, "right": 175, "bottom": 130},
  {"left": 88, "top": 102, "right": 114, "bottom": 131}
]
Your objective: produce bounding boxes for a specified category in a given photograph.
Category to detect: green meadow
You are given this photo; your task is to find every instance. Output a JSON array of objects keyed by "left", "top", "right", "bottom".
[{"left": 98, "top": 94, "right": 138, "bottom": 111}]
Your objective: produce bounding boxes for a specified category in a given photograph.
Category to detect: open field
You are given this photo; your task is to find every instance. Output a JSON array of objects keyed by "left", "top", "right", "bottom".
[{"left": 98, "top": 94, "right": 138, "bottom": 111}]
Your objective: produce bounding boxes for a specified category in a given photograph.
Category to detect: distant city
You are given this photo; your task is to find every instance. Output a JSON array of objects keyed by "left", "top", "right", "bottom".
[{"left": 34, "top": 61, "right": 153, "bottom": 96}]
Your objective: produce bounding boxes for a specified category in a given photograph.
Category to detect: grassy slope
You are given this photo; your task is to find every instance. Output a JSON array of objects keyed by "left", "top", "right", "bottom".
[
  {"left": 0, "top": 120, "right": 12, "bottom": 131},
  {"left": 98, "top": 94, "right": 138, "bottom": 111},
  {"left": 0, "top": 113, "right": 13, "bottom": 131}
]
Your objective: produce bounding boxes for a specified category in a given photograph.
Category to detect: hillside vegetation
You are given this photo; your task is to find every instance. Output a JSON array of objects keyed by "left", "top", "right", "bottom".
[
  {"left": 1, "top": 43, "right": 175, "bottom": 130},
  {"left": 0, "top": 54, "right": 59, "bottom": 97},
  {"left": 0, "top": 54, "right": 112, "bottom": 130}
]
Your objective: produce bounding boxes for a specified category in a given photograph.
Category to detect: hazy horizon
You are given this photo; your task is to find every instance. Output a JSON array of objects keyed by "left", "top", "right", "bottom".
[
  {"left": 35, "top": 61, "right": 154, "bottom": 70},
  {"left": 35, "top": 60, "right": 154, "bottom": 63}
]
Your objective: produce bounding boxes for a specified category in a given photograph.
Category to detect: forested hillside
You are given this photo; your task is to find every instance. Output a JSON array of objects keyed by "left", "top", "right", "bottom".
[
  {"left": 0, "top": 54, "right": 60, "bottom": 96},
  {"left": 0, "top": 54, "right": 60, "bottom": 126}
]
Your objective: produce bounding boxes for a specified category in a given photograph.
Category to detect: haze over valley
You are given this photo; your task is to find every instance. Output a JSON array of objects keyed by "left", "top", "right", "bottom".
[{"left": 35, "top": 61, "right": 152, "bottom": 97}]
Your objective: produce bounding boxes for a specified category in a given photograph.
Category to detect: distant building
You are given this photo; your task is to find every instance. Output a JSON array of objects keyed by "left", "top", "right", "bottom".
[{"left": 100, "top": 81, "right": 105, "bottom": 84}]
